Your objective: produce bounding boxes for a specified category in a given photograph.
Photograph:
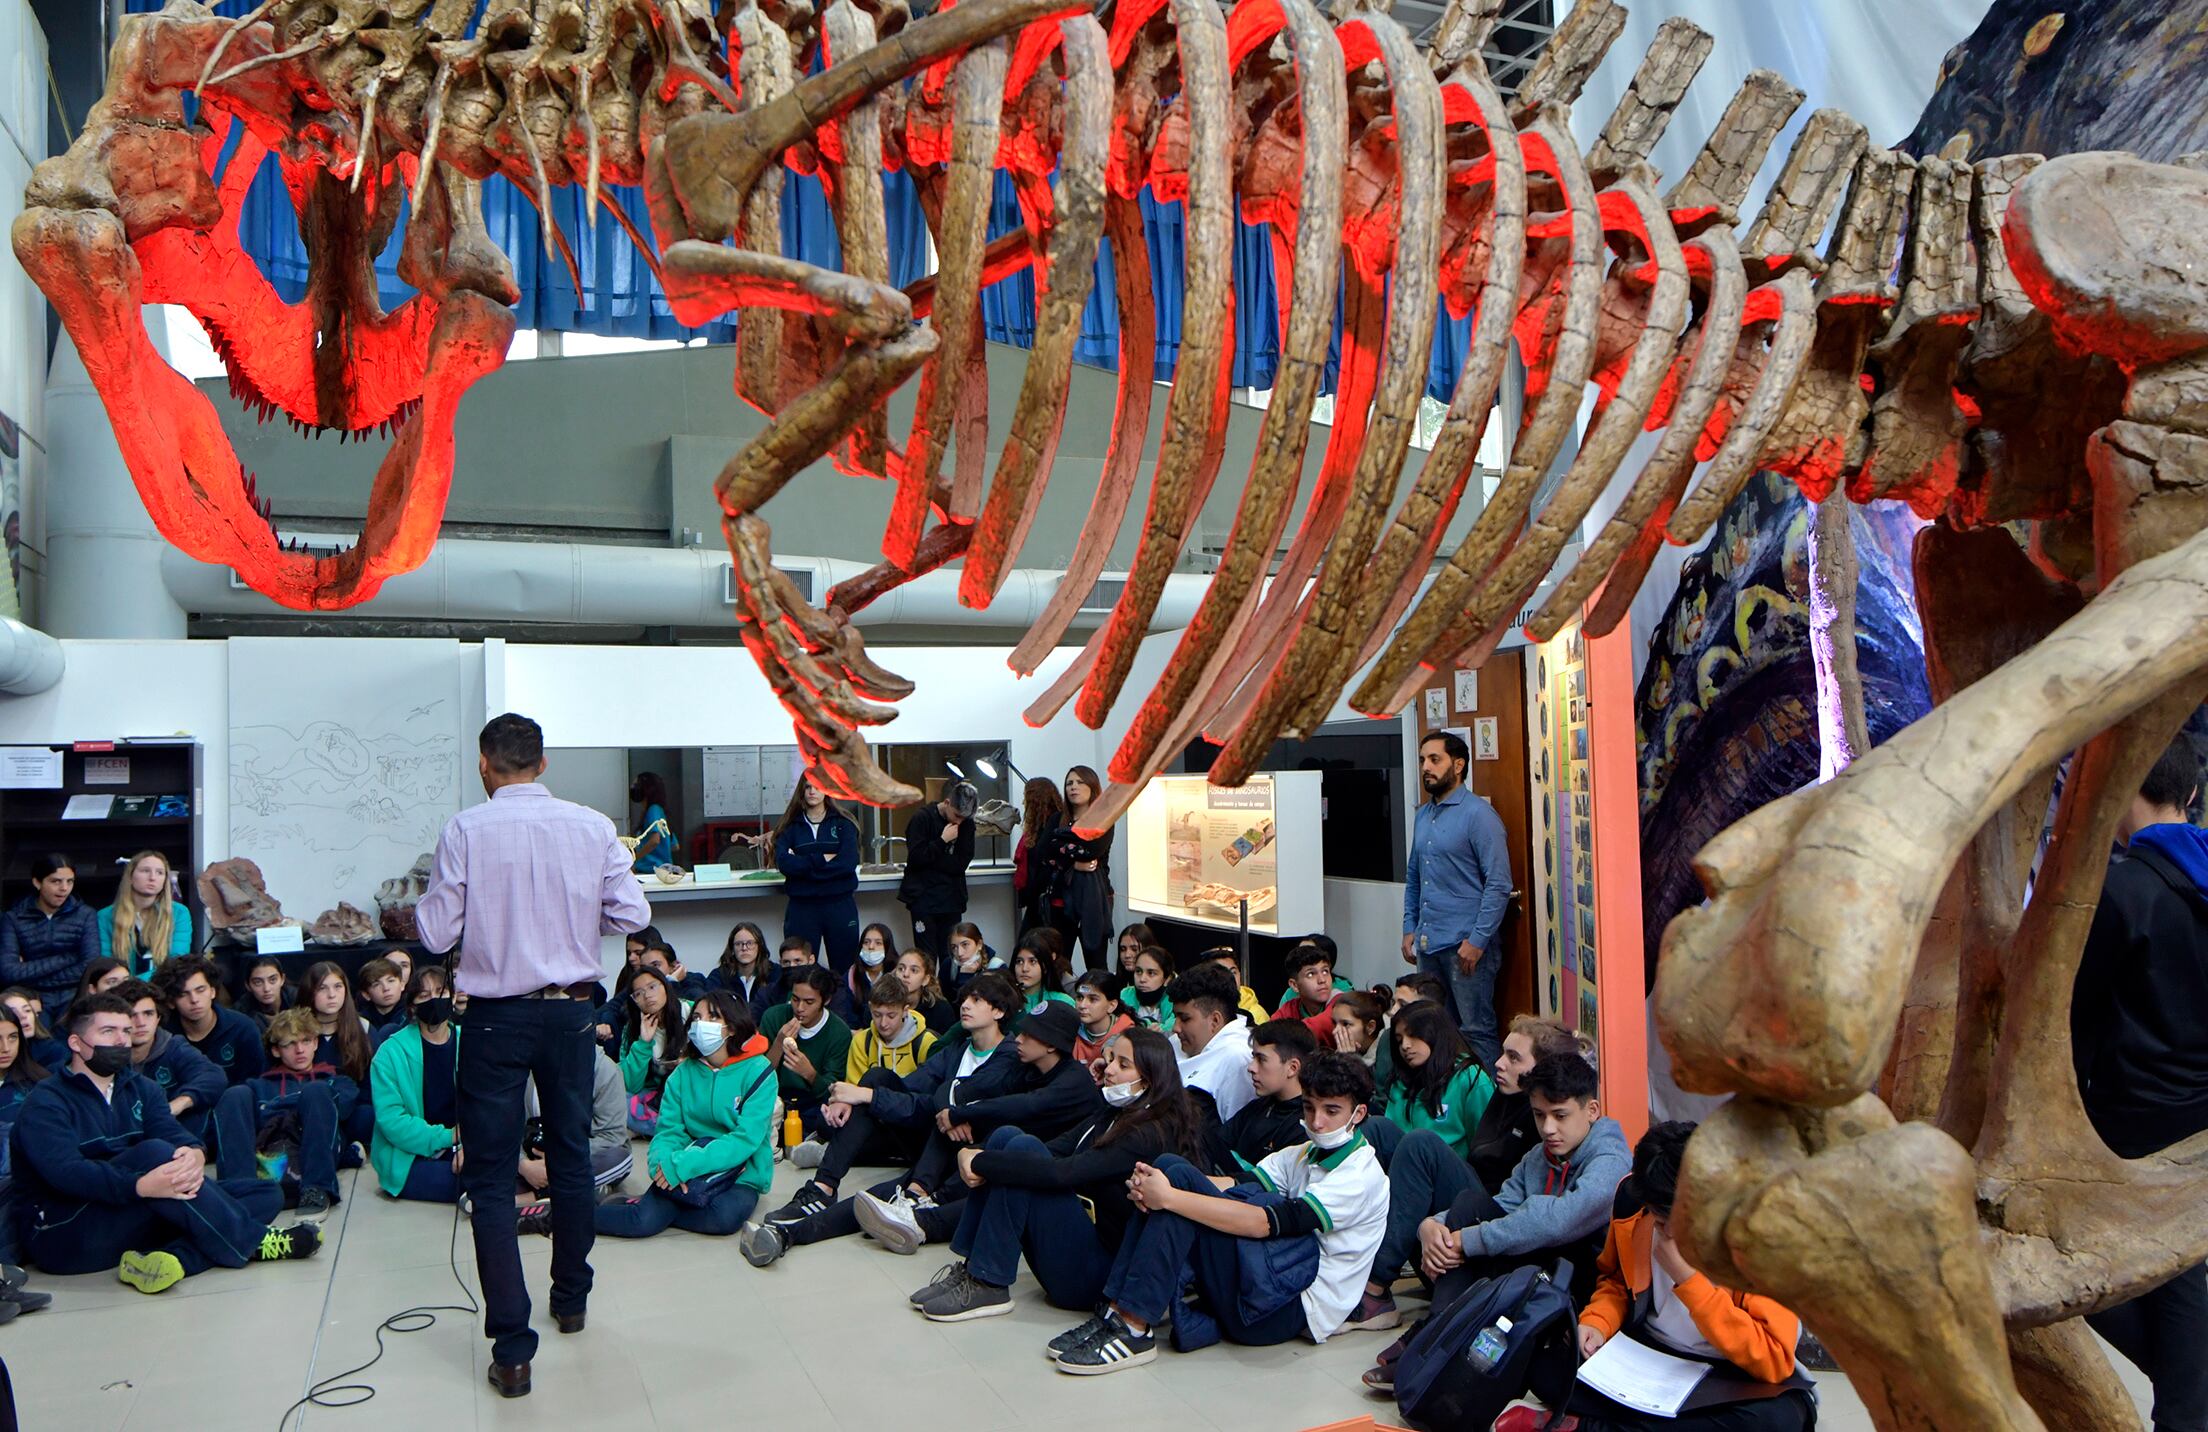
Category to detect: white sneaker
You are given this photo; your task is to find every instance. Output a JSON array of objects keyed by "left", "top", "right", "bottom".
[
  {"left": 853, "top": 1188, "right": 926, "bottom": 1255},
  {"left": 789, "top": 1135, "right": 829, "bottom": 1169}
]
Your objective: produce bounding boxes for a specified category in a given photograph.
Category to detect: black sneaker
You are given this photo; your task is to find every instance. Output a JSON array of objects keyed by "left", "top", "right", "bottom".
[
  {"left": 517, "top": 1203, "right": 553, "bottom": 1237},
  {"left": 0, "top": 1281, "right": 51, "bottom": 1314},
  {"left": 920, "top": 1268, "right": 1011, "bottom": 1322},
  {"left": 295, "top": 1187, "right": 335, "bottom": 1221},
  {"left": 254, "top": 1223, "right": 321, "bottom": 1262},
  {"left": 741, "top": 1222, "right": 790, "bottom": 1268},
  {"left": 908, "top": 1261, "right": 964, "bottom": 1307},
  {"left": 1054, "top": 1311, "right": 1155, "bottom": 1374},
  {"left": 1046, "top": 1309, "right": 1111, "bottom": 1359},
  {"left": 764, "top": 1182, "right": 832, "bottom": 1227}
]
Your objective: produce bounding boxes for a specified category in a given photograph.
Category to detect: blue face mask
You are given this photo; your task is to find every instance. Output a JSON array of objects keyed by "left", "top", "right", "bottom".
[{"left": 690, "top": 1021, "right": 727, "bottom": 1058}]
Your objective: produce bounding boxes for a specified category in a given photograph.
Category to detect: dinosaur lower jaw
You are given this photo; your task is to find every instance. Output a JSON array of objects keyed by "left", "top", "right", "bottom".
[{"left": 13, "top": 204, "right": 514, "bottom": 610}]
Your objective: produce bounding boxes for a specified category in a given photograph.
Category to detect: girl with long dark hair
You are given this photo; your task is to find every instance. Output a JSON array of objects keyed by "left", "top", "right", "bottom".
[
  {"left": 774, "top": 777, "right": 863, "bottom": 975},
  {"left": 1013, "top": 777, "right": 1066, "bottom": 935},
  {"left": 710, "top": 920, "right": 777, "bottom": 1024},
  {"left": 908, "top": 1028, "right": 1208, "bottom": 1322},
  {"left": 1044, "top": 766, "right": 1116, "bottom": 971},
  {"left": 618, "top": 967, "right": 692, "bottom": 1137},
  {"left": 1381, "top": 1000, "right": 1493, "bottom": 1158},
  {"left": 0, "top": 1008, "right": 50, "bottom": 1186},
  {"left": 240, "top": 955, "right": 294, "bottom": 1031},
  {"left": 1010, "top": 929, "right": 1075, "bottom": 1016}
]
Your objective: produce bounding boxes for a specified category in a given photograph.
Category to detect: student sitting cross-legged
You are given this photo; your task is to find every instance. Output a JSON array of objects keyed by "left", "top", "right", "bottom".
[
  {"left": 593, "top": 993, "right": 776, "bottom": 1239},
  {"left": 157, "top": 955, "right": 266, "bottom": 1088},
  {"left": 209, "top": 1008, "right": 359, "bottom": 1220},
  {"left": 13, "top": 992, "right": 319, "bottom": 1294},
  {"left": 1346, "top": 1013, "right": 1584, "bottom": 1333},
  {"left": 1496, "top": 1121, "right": 1813, "bottom": 1432},
  {"left": 758, "top": 965, "right": 852, "bottom": 1138},
  {"left": 910, "top": 1027, "right": 1210, "bottom": 1323},
  {"left": 1361, "top": 1052, "right": 1629, "bottom": 1391},
  {"left": 116, "top": 979, "right": 227, "bottom": 1144},
  {"left": 748, "top": 972, "right": 1021, "bottom": 1262},
  {"left": 368, "top": 965, "right": 464, "bottom": 1202},
  {"left": 789, "top": 974, "right": 939, "bottom": 1168},
  {"left": 1047, "top": 1050, "right": 1391, "bottom": 1374},
  {"left": 744, "top": 987, "right": 1104, "bottom": 1265}
]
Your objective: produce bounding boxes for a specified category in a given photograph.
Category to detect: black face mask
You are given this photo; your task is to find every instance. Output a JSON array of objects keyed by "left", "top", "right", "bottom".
[
  {"left": 415, "top": 997, "right": 455, "bottom": 1026},
  {"left": 84, "top": 1044, "right": 132, "bottom": 1078}
]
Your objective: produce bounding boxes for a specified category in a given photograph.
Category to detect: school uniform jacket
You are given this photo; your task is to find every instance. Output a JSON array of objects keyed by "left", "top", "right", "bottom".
[
  {"left": 13, "top": 1068, "right": 201, "bottom": 1223},
  {"left": 1580, "top": 1208, "right": 1802, "bottom": 1384},
  {"left": 243, "top": 1062, "right": 362, "bottom": 1124},
  {"left": 133, "top": 1030, "right": 228, "bottom": 1122},
  {"left": 0, "top": 895, "right": 101, "bottom": 1015},
  {"left": 1381, "top": 1057, "right": 1497, "bottom": 1159},
  {"left": 1207, "top": 1093, "right": 1308, "bottom": 1178},
  {"left": 958, "top": 1054, "right": 1108, "bottom": 1141},
  {"left": 182, "top": 1007, "right": 268, "bottom": 1087},
  {"left": 864, "top": 1031, "right": 1024, "bottom": 1128}
]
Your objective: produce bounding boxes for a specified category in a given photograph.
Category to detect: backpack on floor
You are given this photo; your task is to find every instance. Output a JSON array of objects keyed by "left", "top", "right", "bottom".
[{"left": 1394, "top": 1261, "right": 1578, "bottom": 1432}]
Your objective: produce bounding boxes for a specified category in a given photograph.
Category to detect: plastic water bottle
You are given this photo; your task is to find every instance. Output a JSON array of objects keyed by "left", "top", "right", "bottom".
[{"left": 1465, "top": 1315, "right": 1514, "bottom": 1373}]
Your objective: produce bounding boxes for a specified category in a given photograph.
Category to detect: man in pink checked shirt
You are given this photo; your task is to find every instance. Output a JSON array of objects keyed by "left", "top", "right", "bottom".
[{"left": 416, "top": 713, "right": 650, "bottom": 1399}]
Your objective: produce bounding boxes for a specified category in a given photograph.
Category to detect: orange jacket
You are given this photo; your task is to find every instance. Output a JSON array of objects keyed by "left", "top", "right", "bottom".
[{"left": 1579, "top": 1209, "right": 1801, "bottom": 1384}]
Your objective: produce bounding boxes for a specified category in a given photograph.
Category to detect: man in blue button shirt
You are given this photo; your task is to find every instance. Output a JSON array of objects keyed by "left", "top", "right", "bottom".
[{"left": 1403, "top": 731, "right": 1513, "bottom": 1066}]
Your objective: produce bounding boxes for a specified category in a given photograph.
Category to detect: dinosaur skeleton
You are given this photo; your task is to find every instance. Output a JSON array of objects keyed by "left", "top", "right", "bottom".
[{"left": 16, "top": 2, "right": 2208, "bottom": 1424}]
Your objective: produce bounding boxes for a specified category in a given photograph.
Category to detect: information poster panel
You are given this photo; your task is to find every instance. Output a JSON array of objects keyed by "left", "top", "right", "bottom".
[{"left": 1126, "top": 771, "right": 1322, "bottom": 936}]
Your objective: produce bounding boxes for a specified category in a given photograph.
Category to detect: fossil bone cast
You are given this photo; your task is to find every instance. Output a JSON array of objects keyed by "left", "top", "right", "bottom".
[{"left": 15, "top": 6, "right": 2208, "bottom": 1423}]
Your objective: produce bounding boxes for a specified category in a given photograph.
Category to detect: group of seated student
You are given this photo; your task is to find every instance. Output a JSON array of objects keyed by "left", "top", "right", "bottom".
[{"left": 741, "top": 973, "right": 1107, "bottom": 1265}]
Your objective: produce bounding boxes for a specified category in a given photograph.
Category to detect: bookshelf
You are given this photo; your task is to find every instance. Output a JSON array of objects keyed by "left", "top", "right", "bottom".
[{"left": 0, "top": 740, "right": 205, "bottom": 949}]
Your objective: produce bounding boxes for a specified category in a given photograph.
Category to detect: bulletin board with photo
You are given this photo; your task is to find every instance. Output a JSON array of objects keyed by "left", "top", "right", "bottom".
[{"left": 1528, "top": 617, "right": 1600, "bottom": 1042}]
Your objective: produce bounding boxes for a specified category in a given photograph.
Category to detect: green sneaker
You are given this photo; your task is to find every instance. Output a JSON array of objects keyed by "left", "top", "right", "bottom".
[
  {"left": 118, "top": 1250, "right": 185, "bottom": 1295},
  {"left": 254, "top": 1222, "right": 322, "bottom": 1262}
]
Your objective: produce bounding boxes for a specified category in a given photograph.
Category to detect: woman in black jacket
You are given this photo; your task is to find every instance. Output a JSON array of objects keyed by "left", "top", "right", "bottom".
[
  {"left": 906, "top": 1027, "right": 1206, "bottom": 1322},
  {"left": 1044, "top": 767, "right": 1116, "bottom": 973}
]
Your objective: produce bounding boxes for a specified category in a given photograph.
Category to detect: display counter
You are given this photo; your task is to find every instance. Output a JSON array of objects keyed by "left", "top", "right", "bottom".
[
  {"left": 634, "top": 861, "right": 1023, "bottom": 972},
  {"left": 640, "top": 863, "right": 1017, "bottom": 902}
]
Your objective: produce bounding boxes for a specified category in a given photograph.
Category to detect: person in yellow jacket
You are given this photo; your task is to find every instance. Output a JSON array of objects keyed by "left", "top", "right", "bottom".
[
  {"left": 1197, "top": 948, "right": 1270, "bottom": 1027},
  {"left": 847, "top": 974, "right": 938, "bottom": 1083},
  {"left": 1516, "top": 1120, "right": 1812, "bottom": 1432}
]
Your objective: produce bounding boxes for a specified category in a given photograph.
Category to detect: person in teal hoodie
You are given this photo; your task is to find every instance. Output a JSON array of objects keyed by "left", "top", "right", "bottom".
[
  {"left": 597, "top": 992, "right": 776, "bottom": 1238},
  {"left": 97, "top": 851, "right": 194, "bottom": 979},
  {"left": 1380, "top": 1000, "right": 1494, "bottom": 1158},
  {"left": 369, "top": 966, "right": 462, "bottom": 1202}
]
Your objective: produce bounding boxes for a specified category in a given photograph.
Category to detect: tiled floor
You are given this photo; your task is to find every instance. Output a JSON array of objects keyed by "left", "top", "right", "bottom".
[{"left": 7, "top": 1159, "right": 2156, "bottom": 1430}]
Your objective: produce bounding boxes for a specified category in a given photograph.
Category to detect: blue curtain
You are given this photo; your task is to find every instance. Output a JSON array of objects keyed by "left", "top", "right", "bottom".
[{"left": 129, "top": 0, "right": 1472, "bottom": 396}]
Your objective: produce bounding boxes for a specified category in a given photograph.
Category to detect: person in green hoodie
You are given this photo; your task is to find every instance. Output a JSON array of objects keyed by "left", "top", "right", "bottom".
[
  {"left": 595, "top": 992, "right": 776, "bottom": 1238},
  {"left": 759, "top": 967, "right": 853, "bottom": 1135},
  {"left": 369, "top": 966, "right": 462, "bottom": 1202},
  {"left": 1380, "top": 1000, "right": 1493, "bottom": 1159}
]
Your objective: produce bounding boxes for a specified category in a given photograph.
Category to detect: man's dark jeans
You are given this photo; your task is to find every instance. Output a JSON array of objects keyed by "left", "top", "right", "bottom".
[
  {"left": 2089, "top": 1260, "right": 2208, "bottom": 1432},
  {"left": 457, "top": 996, "right": 598, "bottom": 1367}
]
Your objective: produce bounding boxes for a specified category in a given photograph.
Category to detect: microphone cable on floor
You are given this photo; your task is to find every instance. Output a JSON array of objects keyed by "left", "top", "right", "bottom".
[{"left": 274, "top": 1196, "right": 479, "bottom": 1431}]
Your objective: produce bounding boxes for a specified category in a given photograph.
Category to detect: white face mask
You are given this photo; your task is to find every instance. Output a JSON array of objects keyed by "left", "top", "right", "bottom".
[
  {"left": 690, "top": 1021, "right": 727, "bottom": 1057},
  {"left": 859, "top": 946, "right": 886, "bottom": 968},
  {"left": 1102, "top": 1080, "right": 1144, "bottom": 1108},
  {"left": 1302, "top": 1119, "right": 1359, "bottom": 1151}
]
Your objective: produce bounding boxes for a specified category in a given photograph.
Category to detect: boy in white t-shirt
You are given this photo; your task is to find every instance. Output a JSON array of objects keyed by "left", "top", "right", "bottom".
[{"left": 1050, "top": 1052, "right": 1390, "bottom": 1373}]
